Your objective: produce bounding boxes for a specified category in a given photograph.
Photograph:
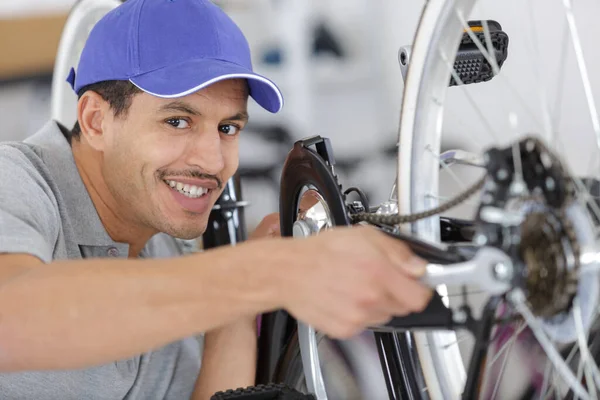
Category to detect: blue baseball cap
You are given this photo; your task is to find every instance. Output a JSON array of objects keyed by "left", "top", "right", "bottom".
[{"left": 67, "top": 0, "right": 283, "bottom": 113}]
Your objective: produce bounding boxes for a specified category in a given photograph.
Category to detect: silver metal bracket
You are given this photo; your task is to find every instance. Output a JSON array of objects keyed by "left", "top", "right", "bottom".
[{"left": 422, "top": 246, "right": 514, "bottom": 295}]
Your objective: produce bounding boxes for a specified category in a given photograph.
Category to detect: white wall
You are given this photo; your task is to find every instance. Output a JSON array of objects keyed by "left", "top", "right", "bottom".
[{"left": 0, "top": 0, "right": 76, "bottom": 17}]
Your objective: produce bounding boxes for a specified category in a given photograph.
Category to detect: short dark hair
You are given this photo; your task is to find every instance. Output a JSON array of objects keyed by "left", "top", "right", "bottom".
[{"left": 70, "top": 80, "right": 142, "bottom": 140}]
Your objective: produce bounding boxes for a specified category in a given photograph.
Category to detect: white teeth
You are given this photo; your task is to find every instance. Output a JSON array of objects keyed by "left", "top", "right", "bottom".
[{"left": 164, "top": 180, "right": 209, "bottom": 199}]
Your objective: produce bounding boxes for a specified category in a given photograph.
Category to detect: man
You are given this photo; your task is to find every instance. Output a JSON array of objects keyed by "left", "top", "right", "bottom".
[{"left": 0, "top": 0, "right": 432, "bottom": 398}]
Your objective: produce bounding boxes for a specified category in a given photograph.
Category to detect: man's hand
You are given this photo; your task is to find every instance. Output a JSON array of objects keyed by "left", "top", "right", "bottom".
[
  {"left": 275, "top": 225, "right": 432, "bottom": 339},
  {"left": 248, "top": 213, "right": 280, "bottom": 240}
]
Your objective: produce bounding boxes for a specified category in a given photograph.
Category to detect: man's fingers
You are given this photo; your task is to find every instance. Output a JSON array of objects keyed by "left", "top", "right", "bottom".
[{"left": 377, "top": 234, "right": 428, "bottom": 278}]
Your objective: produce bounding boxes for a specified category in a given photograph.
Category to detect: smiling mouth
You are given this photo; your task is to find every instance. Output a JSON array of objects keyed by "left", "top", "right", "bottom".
[{"left": 164, "top": 179, "right": 211, "bottom": 199}]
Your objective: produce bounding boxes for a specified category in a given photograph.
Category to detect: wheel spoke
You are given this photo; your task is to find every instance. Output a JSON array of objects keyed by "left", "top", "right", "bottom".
[
  {"left": 572, "top": 176, "right": 600, "bottom": 230},
  {"left": 426, "top": 194, "right": 480, "bottom": 209},
  {"left": 540, "top": 358, "right": 552, "bottom": 400},
  {"left": 525, "top": 0, "right": 554, "bottom": 143},
  {"left": 484, "top": 322, "right": 527, "bottom": 400},
  {"left": 511, "top": 290, "right": 590, "bottom": 400},
  {"left": 490, "top": 328, "right": 518, "bottom": 400},
  {"left": 549, "top": 137, "right": 600, "bottom": 226},
  {"left": 488, "top": 323, "right": 528, "bottom": 368},
  {"left": 551, "top": 15, "right": 571, "bottom": 147},
  {"left": 426, "top": 145, "right": 468, "bottom": 189},
  {"left": 562, "top": 0, "right": 600, "bottom": 154},
  {"left": 511, "top": 137, "right": 526, "bottom": 189},
  {"left": 573, "top": 298, "right": 600, "bottom": 397},
  {"left": 440, "top": 333, "right": 470, "bottom": 350}
]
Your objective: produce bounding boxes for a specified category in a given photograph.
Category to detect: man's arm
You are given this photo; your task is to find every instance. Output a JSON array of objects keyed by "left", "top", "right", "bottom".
[
  {"left": 191, "top": 213, "right": 281, "bottom": 399},
  {"left": 192, "top": 317, "right": 257, "bottom": 400},
  {"left": 0, "top": 239, "right": 282, "bottom": 373},
  {"left": 0, "top": 226, "right": 432, "bottom": 384}
]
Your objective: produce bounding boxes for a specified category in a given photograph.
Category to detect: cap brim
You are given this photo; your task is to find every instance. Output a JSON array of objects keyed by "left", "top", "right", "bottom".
[{"left": 129, "top": 59, "right": 283, "bottom": 113}]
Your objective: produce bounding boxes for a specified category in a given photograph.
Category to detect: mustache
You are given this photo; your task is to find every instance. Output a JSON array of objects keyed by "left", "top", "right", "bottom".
[{"left": 157, "top": 169, "right": 222, "bottom": 189}]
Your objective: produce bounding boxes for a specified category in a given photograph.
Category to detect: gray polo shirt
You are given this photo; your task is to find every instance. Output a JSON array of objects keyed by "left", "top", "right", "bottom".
[{"left": 0, "top": 121, "right": 201, "bottom": 399}]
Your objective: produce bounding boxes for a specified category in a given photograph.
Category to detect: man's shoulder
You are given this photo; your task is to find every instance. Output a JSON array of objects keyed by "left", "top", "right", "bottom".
[
  {"left": 0, "top": 121, "right": 61, "bottom": 173},
  {"left": 0, "top": 124, "right": 64, "bottom": 263},
  {"left": 0, "top": 141, "right": 52, "bottom": 188}
]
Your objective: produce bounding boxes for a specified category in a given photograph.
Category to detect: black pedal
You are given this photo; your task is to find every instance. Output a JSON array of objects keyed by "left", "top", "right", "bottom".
[
  {"left": 211, "top": 383, "right": 316, "bottom": 400},
  {"left": 451, "top": 20, "right": 509, "bottom": 86}
]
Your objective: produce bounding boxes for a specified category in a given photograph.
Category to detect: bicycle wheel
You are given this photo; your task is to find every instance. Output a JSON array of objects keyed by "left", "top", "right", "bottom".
[{"left": 398, "top": 0, "right": 600, "bottom": 398}]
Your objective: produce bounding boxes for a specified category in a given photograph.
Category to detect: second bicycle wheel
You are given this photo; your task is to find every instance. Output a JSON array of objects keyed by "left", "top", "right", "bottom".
[{"left": 397, "top": 0, "right": 600, "bottom": 398}]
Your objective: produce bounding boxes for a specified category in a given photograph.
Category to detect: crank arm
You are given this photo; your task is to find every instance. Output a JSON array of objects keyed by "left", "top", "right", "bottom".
[
  {"left": 377, "top": 229, "right": 514, "bottom": 332},
  {"left": 373, "top": 248, "right": 512, "bottom": 333},
  {"left": 421, "top": 246, "right": 513, "bottom": 296},
  {"left": 381, "top": 228, "right": 513, "bottom": 294}
]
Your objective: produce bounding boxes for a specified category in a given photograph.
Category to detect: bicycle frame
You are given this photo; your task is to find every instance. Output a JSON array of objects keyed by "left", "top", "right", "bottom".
[{"left": 202, "top": 173, "right": 248, "bottom": 249}]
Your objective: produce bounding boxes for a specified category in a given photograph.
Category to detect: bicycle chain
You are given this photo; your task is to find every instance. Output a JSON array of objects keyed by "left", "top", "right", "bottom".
[{"left": 349, "top": 174, "right": 487, "bottom": 225}]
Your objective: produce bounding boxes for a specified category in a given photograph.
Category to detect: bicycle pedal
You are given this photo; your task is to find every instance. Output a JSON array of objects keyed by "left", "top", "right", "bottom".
[
  {"left": 451, "top": 20, "right": 509, "bottom": 86},
  {"left": 210, "top": 383, "right": 315, "bottom": 400}
]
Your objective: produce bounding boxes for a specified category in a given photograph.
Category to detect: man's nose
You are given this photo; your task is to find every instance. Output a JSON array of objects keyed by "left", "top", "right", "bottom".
[{"left": 186, "top": 130, "right": 225, "bottom": 175}]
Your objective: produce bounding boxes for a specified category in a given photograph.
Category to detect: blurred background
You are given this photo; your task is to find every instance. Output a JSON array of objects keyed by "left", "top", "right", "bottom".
[{"left": 0, "top": 0, "right": 432, "bottom": 231}]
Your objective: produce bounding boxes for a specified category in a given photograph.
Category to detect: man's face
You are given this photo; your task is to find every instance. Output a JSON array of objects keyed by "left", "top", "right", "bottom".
[{"left": 100, "top": 79, "right": 248, "bottom": 239}]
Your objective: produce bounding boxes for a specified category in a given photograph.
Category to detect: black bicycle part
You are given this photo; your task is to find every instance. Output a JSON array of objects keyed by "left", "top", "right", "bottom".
[
  {"left": 450, "top": 20, "right": 509, "bottom": 86},
  {"left": 202, "top": 173, "right": 248, "bottom": 249},
  {"left": 462, "top": 296, "right": 502, "bottom": 400},
  {"left": 376, "top": 294, "right": 459, "bottom": 332},
  {"left": 257, "top": 136, "right": 350, "bottom": 386},
  {"left": 279, "top": 136, "right": 349, "bottom": 233},
  {"left": 581, "top": 177, "right": 600, "bottom": 225},
  {"left": 440, "top": 216, "right": 476, "bottom": 243},
  {"left": 376, "top": 332, "right": 427, "bottom": 400},
  {"left": 380, "top": 227, "right": 468, "bottom": 265},
  {"left": 344, "top": 186, "right": 370, "bottom": 213},
  {"left": 477, "top": 137, "right": 578, "bottom": 317},
  {"left": 481, "top": 137, "right": 572, "bottom": 212},
  {"left": 211, "top": 383, "right": 315, "bottom": 400}
]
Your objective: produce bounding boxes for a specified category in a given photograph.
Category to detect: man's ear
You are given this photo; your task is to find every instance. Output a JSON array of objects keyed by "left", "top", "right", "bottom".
[{"left": 77, "top": 91, "right": 108, "bottom": 151}]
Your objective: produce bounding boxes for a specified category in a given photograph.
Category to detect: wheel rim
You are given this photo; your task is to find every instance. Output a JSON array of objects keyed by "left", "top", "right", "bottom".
[
  {"left": 397, "top": 0, "right": 600, "bottom": 398},
  {"left": 293, "top": 184, "right": 335, "bottom": 400},
  {"left": 398, "top": 2, "right": 477, "bottom": 398}
]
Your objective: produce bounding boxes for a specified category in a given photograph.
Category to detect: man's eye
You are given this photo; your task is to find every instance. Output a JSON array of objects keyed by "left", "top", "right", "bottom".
[
  {"left": 165, "top": 118, "right": 190, "bottom": 129},
  {"left": 219, "top": 124, "right": 240, "bottom": 136}
]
